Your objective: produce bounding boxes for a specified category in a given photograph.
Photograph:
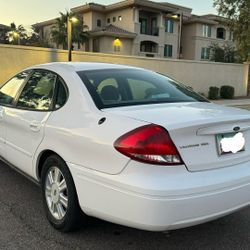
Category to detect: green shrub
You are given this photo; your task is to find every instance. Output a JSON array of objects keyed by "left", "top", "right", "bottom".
[
  {"left": 208, "top": 87, "right": 219, "bottom": 100},
  {"left": 198, "top": 92, "right": 205, "bottom": 97},
  {"left": 220, "top": 85, "right": 235, "bottom": 99}
]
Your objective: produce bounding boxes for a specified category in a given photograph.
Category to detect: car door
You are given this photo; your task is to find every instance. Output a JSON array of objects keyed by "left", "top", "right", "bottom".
[
  {"left": 4, "top": 69, "right": 57, "bottom": 177},
  {"left": 0, "top": 71, "right": 31, "bottom": 159}
]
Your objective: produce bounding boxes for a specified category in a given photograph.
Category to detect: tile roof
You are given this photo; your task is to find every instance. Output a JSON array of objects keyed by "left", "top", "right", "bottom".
[
  {"left": 90, "top": 24, "right": 137, "bottom": 38},
  {"left": 184, "top": 15, "right": 218, "bottom": 25},
  {"left": 72, "top": 0, "right": 192, "bottom": 14}
]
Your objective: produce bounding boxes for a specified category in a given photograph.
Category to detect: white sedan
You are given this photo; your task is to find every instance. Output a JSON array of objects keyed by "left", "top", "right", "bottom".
[{"left": 1, "top": 62, "right": 250, "bottom": 232}]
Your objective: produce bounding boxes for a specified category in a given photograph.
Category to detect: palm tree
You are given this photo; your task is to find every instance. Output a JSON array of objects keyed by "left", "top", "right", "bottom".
[
  {"left": 73, "top": 18, "right": 89, "bottom": 50},
  {"left": 50, "top": 11, "right": 89, "bottom": 50},
  {"left": 7, "top": 22, "right": 27, "bottom": 44},
  {"left": 51, "top": 12, "right": 68, "bottom": 49}
]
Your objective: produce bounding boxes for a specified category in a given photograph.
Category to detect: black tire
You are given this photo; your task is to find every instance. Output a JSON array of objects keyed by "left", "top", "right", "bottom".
[{"left": 41, "top": 154, "right": 87, "bottom": 232}]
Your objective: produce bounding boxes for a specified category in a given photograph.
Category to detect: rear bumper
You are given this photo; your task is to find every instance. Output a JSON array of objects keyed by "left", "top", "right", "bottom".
[{"left": 68, "top": 161, "right": 250, "bottom": 231}]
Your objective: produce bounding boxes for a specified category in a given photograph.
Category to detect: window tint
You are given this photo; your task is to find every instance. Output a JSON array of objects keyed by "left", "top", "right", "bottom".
[
  {"left": 17, "top": 70, "right": 56, "bottom": 110},
  {"left": 55, "top": 78, "right": 67, "bottom": 109},
  {"left": 127, "top": 79, "right": 158, "bottom": 100},
  {"left": 77, "top": 69, "right": 208, "bottom": 109},
  {"left": 95, "top": 78, "right": 120, "bottom": 104},
  {"left": 97, "top": 78, "right": 118, "bottom": 93},
  {"left": 0, "top": 71, "right": 30, "bottom": 106}
]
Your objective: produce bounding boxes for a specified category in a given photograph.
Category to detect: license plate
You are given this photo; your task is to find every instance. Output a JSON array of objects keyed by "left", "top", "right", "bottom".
[{"left": 216, "top": 132, "right": 245, "bottom": 156}]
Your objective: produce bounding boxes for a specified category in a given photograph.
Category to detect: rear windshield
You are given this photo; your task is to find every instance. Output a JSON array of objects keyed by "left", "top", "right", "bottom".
[{"left": 77, "top": 68, "right": 208, "bottom": 109}]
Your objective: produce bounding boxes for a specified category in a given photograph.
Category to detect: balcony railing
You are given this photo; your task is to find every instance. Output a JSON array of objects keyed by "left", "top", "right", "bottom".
[{"left": 140, "top": 27, "right": 159, "bottom": 36}]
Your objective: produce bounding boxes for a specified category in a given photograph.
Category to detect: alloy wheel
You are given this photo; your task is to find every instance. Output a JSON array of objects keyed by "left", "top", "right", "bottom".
[{"left": 45, "top": 166, "right": 68, "bottom": 220}]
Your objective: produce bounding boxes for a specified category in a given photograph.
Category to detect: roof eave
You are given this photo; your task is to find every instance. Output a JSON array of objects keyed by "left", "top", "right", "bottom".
[
  {"left": 33, "top": 19, "right": 57, "bottom": 27},
  {"left": 72, "top": 0, "right": 191, "bottom": 14},
  {"left": 90, "top": 31, "right": 136, "bottom": 38},
  {"left": 184, "top": 19, "right": 218, "bottom": 25}
]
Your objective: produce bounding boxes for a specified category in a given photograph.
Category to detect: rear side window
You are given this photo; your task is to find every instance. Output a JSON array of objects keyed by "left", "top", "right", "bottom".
[
  {"left": 0, "top": 71, "right": 30, "bottom": 106},
  {"left": 55, "top": 77, "right": 67, "bottom": 109},
  {"left": 17, "top": 70, "right": 56, "bottom": 111},
  {"left": 77, "top": 69, "right": 208, "bottom": 109}
]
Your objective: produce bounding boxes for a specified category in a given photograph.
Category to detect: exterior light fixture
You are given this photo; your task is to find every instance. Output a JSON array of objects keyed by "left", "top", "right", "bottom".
[
  {"left": 70, "top": 17, "right": 78, "bottom": 23},
  {"left": 171, "top": 13, "right": 183, "bottom": 59},
  {"left": 113, "top": 38, "right": 122, "bottom": 47},
  {"left": 67, "top": 16, "right": 79, "bottom": 61},
  {"left": 13, "top": 32, "right": 19, "bottom": 38},
  {"left": 172, "top": 14, "right": 179, "bottom": 19},
  {"left": 11, "top": 31, "right": 20, "bottom": 45}
]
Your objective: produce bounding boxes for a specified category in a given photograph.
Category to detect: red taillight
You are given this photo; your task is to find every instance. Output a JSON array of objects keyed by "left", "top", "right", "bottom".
[{"left": 114, "top": 124, "right": 183, "bottom": 165}]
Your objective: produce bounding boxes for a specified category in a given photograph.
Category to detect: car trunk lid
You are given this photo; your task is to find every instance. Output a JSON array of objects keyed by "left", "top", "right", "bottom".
[{"left": 104, "top": 102, "right": 250, "bottom": 172}]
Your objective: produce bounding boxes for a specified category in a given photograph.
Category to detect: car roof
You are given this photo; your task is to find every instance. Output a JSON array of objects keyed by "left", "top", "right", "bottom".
[{"left": 30, "top": 62, "right": 141, "bottom": 72}]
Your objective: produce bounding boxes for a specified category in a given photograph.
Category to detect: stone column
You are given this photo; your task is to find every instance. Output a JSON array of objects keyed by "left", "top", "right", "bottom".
[
  {"left": 158, "top": 12, "right": 165, "bottom": 58},
  {"left": 158, "top": 12, "right": 164, "bottom": 28},
  {"left": 133, "top": 8, "right": 139, "bottom": 23}
]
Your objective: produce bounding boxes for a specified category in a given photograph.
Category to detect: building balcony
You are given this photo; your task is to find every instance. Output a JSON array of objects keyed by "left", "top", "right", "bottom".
[
  {"left": 139, "top": 10, "right": 159, "bottom": 37},
  {"left": 140, "top": 27, "right": 159, "bottom": 36}
]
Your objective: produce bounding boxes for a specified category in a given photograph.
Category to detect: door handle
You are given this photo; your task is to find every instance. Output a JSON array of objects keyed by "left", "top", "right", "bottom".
[{"left": 29, "top": 122, "right": 41, "bottom": 132}]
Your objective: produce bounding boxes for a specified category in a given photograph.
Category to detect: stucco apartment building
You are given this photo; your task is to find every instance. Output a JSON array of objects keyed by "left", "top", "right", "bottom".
[
  {"left": 182, "top": 14, "right": 234, "bottom": 60},
  {"left": 34, "top": 0, "right": 234, "bottom": 61}
]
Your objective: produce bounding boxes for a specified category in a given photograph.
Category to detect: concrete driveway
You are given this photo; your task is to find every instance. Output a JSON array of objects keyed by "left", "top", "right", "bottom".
[{"left": 213, "top": 98, "right": 250, "bottom": 111}]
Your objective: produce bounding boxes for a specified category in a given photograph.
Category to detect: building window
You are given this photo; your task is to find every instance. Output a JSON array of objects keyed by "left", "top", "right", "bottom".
[
  {"left": 107, "top": 18, "right": 110, "bottom": 24},
  {"left": 97, "top": 19, "right": 101, "bottom": 27},
  {"left": 151, "top": 18, "right": 158, "bottom": 36},
  {"left": 165, "top": 19, "right": 174, "bottom": 33},
  {"left": 140, "top": 41, "right": 158, "bottom": 53},
  {"left": 217, "top": 27, "right": 226, "bottom": 39},
  {"left": 164, "top": 44, "right": 173, "bottom": 57},
  {"left": 118, "top": 16, "right": 122, "bottom": 21},
  {"left": 201, "top": 47, "right": 210, "bottom": 60},
  {"left": 113, "top": 17, "right": 116, "bottom": 22},
  {"left": 114, "top": 46, "right": 121, "bottom": 52},
  {"left": 113, "top": 38, "right": 122, "bottom": 52},
  {"left": 140, "top": 18, "right": 147, "bottom": 34},
  {"left": 202, "top": 25, "right": 211, "bottom": 37}
]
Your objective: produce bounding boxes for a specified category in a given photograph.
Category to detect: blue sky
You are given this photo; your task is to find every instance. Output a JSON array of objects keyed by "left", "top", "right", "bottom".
[{"left": 0, "top": 0, "right": 217, "bottom": 27}]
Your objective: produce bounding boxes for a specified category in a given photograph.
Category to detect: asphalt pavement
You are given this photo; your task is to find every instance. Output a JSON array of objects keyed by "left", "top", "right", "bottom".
[
  {"left": 1, "top": 100, "right": 250, "bottom": 250},
  {"left": 1, "top": 160, "right": 250, "bottom": 250}
]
